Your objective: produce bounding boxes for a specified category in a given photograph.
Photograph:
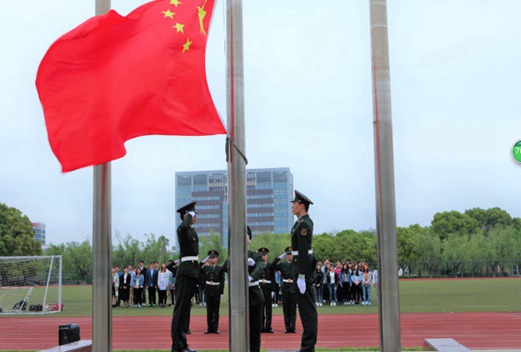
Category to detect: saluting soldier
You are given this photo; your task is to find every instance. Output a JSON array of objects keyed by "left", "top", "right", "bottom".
[
  {"left": 201, "top": 250, "right": 225, "bottom": 334},
  {"left": 171, "top": 201, "right": 199, "bottom": 352},
  {"left": 275, "top": 246, "right": 297, "bottom": 334},
  {"left": 291, "top": 190, "right": 317, "bottom": 352},
  {"left": 258, "top": 247, "right": 285, "bottom": 333}
]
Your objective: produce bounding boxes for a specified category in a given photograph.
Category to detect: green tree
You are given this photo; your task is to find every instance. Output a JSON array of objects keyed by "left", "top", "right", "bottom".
[
  {"left": 396, "top": 225, "right": 422, "bottom": 268},
  {"left": 140, "top": 233, "right": 171, "bottom": 266},
  {"left": 0, "top": 203, "right": 42, "bottom": 256},
  {"left": 465, "top": 207, "right": 513, "bottom": 236},
  {"left": 441, "top": 233, "right": 470, "bottom": 277},
  {"left": 112, "top": 231, "right": 144, "bottom": 269},
  {"left": 312, "top": 233, "right": 336, "bottom": 262},
  {"left": 250, "top": 232, "right": 290, "bottom": 262},
  {"left": 63, "top": 240, "right": 93, "bottom": 283},
  {"left": 431, "top": 210, "right": 479, "bottom": 240},
  {"left": 513, "top": 217, "right": 521, "bottom": 231},
  {"left": 416, "top": 230, "right": 441, "bottom": 278},
  {"left": 489, "top": 226, "right": 521, "bottom": 275},
  {"left": 200, "top": 232, "right": 227, "bottom": 264}
]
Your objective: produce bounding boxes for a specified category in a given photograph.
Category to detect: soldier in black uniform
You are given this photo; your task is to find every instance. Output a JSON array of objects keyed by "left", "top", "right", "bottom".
[
  {"left": 201, "top": 250, "right": 224, "bottom": 334},
  {"left": 275, "top": 246, "right": 297, "bottom": 334},
  {"left": 291, "top": 190, "right": 318, "bottom": 352},
  {"left": 222, "top": 226, "right": 264, "bottom": 352},
  {"left": 247, "top": 226, "right": 265, "bottom": 352},
  {"left": 258, "top": 247, "right": 285, "bottom": 333},
  {"left": 171, "top": 201, "right": 199, "bottom": 352}
]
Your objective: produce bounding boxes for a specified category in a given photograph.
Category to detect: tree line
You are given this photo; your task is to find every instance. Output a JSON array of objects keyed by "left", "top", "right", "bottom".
[{"left": 1, "top": 202, "right": 520, "bottom": 283}]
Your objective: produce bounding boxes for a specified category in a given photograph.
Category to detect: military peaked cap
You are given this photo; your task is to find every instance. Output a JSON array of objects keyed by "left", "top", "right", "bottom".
[
  {"left": 290, "top": 190, "right": 313, "bottom": 206},
  {"left": 258, "top": 247, "right": 269, "bottom": 255},
  {"left": 208, "top": 249, "right": 219, "bottom": 258},
  {"left": 285, "top": 246, "right": 292, "bottom": 254},
  {"left": 176, "top": 201, "right": 198, "bottom": 214}
]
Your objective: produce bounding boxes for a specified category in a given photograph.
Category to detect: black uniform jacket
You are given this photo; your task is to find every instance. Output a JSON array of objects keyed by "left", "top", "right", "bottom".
[
  {"left": 176, "top": 213, "right": 199, "bottom": 279},
  {"left": 248, "top": 250, "right": 265, "bottom": 306},
  {"left": 275, "top": 260, "right": 295, "bottom": 294},
  {"left": 290, "top": 214, "right": 315, "bottom": 279},
  {"left": 260, "top": 257, "right": 281, "bottom": 293},
  {"left": 201, "top": 263, "right": 225, "bottom": 296}
]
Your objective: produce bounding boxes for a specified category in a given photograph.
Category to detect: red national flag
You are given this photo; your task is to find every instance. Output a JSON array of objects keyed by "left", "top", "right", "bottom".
[{"left": 36, "top": 0, "right": 226, "bottom": 172}]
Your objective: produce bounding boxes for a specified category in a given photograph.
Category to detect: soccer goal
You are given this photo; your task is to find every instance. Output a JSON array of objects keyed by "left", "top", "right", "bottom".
[{"left": 0, "top": 256, "right": 62, "bottom": 315}]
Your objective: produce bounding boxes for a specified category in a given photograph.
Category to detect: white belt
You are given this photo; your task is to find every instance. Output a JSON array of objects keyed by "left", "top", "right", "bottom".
[
  {"left": 260, "top": 279, "right": 272, "bottom": 284},
  {"left": 282, "top": 279, "right": 293, "bottom": 283},
  {"left": 249, "top": 280, "right": 259, "bottom": 287},
  {"left": 181, "top": 256, "right": 199, "bottom": 262},
  {"left": 205, "top": 281, "right": 220, "bottom": 286},
  {"left": 291, "top": 250, "right": 313, "bottom": 256}
]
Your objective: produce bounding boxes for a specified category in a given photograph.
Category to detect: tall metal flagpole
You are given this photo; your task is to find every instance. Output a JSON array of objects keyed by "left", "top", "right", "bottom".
[
  {"left": 226, "top": 0, "right": 249, "bottom": 351},
  {"left": 369, "top": 1, "right": 401, "bottom": 351},
  {"left": 93, "top": 1, "right": 112, "bottom": 351}
]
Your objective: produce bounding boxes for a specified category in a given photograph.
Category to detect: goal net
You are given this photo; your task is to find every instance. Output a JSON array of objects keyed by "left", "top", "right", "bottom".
[{"left": 0, "top": 256, "right": 62, "bottom": 315}]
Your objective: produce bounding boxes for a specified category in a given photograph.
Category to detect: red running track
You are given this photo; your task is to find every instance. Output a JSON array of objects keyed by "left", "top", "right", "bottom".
[{"left": 1, "top": 312, "right": 520, "bottom": 350}]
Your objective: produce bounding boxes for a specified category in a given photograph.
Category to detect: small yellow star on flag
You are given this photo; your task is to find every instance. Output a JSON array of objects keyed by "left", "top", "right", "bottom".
[
  {"left": 173, "top": 23, "right": 185, "bottom": 33},
  {"left": 170, "top": 0, "right": 181, "bottom": 6},
  {"left": 182, "top": 38, "right": 192, "bottom": 53},
  {"left": 162, "top": 9, "right": 175, "bottom": 19}
]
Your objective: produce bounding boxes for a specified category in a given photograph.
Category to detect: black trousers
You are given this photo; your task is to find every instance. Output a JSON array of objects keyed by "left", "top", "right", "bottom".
[
  {"left": 296, "top": 280, "right": 318, "bottom": 352},
  {"left": 147, "top": 286, "right": 156, "bottom": 305},
  {"left": 158, "top": 289, "right": 167, "bottom": 306},
  {"left": 250, "top": 297, "right": 263, "bottom": 352},
  {"left": 206, "top": 293, "right": 221, "bottom": 331},
  {"left": 171, "top": 275, "right": 197, "bottom": 351},
  {"left": 282, "top": 285, "right": 296, "bottom": 332},
  {"left": 261, "top": 287, "right": 273, "bottom": 330}
]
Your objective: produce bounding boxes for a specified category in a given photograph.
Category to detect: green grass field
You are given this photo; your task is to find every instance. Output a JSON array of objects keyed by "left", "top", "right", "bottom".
[{"left": 18, "top": 277, "right": 520, "bottom": 318}]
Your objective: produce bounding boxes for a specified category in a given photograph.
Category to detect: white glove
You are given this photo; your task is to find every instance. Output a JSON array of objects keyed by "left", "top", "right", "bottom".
[
  {"left": 271, "top": 292, "right": 275, "bottom": 298},
  {"left": 174, "top": 259, "right": 180, "bottom": 265},
  {"left": 188, "top": 211, "right": 196, "bottom": 217},
  {"left": 202, "top": 256, "right": 210, "bottom": 263},
  {"left": 247, "top": 258, "right": 255, "bottom": 266},
  {"left": 278, "top": 253, "right": 287, "bottom": 260},
  {"left": 248, "top": 276, "right": 253, "bottom": 282},
  {"left": 220, "top": 294, "right": 223, "bottom": 299},
  {"left": 297, "top": 277, "right": 306, "bottom": 294}
]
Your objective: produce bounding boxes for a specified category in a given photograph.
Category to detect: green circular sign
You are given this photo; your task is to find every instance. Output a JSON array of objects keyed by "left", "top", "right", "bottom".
[{"left": 513, "top": 140, "right": 521, "bottom": 163}]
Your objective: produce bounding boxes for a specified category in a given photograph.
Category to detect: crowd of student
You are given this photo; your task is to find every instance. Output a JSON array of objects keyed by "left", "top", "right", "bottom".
[
  {"left": 111, "top": 260, "right": 176, "bottom": 308},
  {"left": 111, "top": 257, "right": 378, "bottom": 309}
]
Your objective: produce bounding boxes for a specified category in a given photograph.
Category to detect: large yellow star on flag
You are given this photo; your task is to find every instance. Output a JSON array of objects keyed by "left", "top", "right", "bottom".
[
  {"left": 198, "top": 0, "right": 208, "bottom": 36},
  {"left": 170, "top": 0, "right": 181, "bottom": 6},
  {"left": 182, "top": 38, "right": 192, "bottom": 53},
  {"left": 162, "top": 9, "right": 175, "bottom": 19},
  {"left": 173, "top": 23, "right": 184, "bottom": 33}
]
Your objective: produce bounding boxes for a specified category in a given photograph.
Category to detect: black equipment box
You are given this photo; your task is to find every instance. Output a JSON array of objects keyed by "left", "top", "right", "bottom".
[{"left": 58, "top": 323, "right": 80, "bottom": 345}]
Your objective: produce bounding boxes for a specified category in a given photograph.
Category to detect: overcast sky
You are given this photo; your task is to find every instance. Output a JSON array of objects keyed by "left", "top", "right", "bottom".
[{"left": 1, "top": 0, "right": 520, "bottom": 246}]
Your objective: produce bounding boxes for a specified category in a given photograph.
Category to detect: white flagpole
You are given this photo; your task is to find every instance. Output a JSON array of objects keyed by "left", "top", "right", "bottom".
[
  {"left": 369, "top": 1, "right": 401, "bottom": 351},
  {"left": 93, "top": 1, "right": 112, "bottom": 351},
  {"left": 226, "top": 0, "right": 249, "bottom": 350}
]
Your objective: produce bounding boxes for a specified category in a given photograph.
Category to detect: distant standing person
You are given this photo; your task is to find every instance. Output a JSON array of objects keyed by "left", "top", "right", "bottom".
[
  {"left": 147, "top": 261, "right": 158, "bottom": 307},
  {"left": 171, "top": 201, "right": 199, "bottom": 352},
  {"left": 275, "top": 247, "right": 297, "bottom": 334},
  {"left": 258, "top": 247, "right": 285, "bottom": 333},
  {"left": 290, "top": 190, "right": 317, "bottom": 352},
  {"left": 201, "top": 250, "right": 225, "bottom": 334}
]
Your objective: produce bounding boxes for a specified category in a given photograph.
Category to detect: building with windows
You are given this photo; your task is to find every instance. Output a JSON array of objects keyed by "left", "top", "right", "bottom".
[
  {"left": 175, "top": 168, "right": 293, "bottom": 248},
  {"left": 32, "top": 222, "right": 46, "bottom": 246}
]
